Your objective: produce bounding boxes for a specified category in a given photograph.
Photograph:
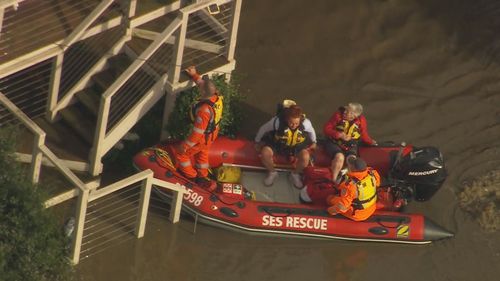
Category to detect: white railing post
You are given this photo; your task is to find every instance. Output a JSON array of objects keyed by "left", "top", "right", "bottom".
[
  {"left": 0, "top": 92, "right": 47, "bottom": 185},
  {"left": 30, "top": 133, "right": 45, "bottom": 184},
  {"left": 225, "top": 0, "right": 242, "bottom": 61},
  {"left": 39, "top": 144, "right": 87, "bottom": 189},
  {"left": 47, "top": 53, "right": 64, "bottom": 121},
  {"left": 127, "top": 0, "right": 137, "bottom": 18},
  {"left": 88, "top": 19, "right": 182, "bottom": 174},
  {"left": 135, "top": 172, "right": 152, "bottom": 238},
  {"left": 168, "top": 12, "right": 188, "bottom": 85},
  {"left": 51, "top": 36, "right": 129, "bottom": 117},
  {"left": 71, "top": 188, "right": 89, "bottom": 265},
  {"left": 44, "top": 0, "right": 115, "bottom": 121},
  {"left": 170, "top": 183, "right": 185, "bottom": 223},
  {"left": 123, "top": 0, "right": 137, "bottom": 39},
  {"left": 0, "top": 8, "right": 4, "bottom": 40},
  {"left": 100, "top": 17, "right": 181, "bottom": 102},
  {"left": 151, "top": 178, "right": 186, "bottom": 223},
  {"left": 89, "top": 97, "right": 110, "bottom": 176}
]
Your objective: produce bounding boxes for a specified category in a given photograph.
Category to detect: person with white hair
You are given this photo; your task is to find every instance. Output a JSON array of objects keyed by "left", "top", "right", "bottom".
[{"left": 323, "top": 102, "right": 377, "bottom": 183}]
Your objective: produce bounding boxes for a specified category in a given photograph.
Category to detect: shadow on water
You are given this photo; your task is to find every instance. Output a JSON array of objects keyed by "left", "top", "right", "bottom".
[
  {"left": 415, "top": 0, "right": 500, "bottom": 66},
  {"left": 76, "top": 209, "right": 431, "bottom": 281},
  {"left": 238, "top": 101, "right": 275, "bottom": 139}
]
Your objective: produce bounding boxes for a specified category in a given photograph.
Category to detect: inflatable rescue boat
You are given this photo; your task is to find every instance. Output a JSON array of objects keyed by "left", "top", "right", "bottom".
[{"left": 133, "top": 136, "right": 453, "bottom": 244}]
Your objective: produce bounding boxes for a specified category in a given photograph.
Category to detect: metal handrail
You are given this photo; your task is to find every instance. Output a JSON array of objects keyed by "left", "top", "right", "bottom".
[
  {"left": 70, "top": 168, "right": 187, "bottom": 264},
  {"left": 47, "top": 0, "right": 117, "bottom": 121},
  {"left": 0, "top": 92, "right": 87, "bottom": 191},
  {"left": 58, "top": 0, "right": 114, "bottom": 51},
  {"left": 0, "top": 1, "right": 186, "bottom": 80},
  {"left": 88, "top": 15, "right": 183, "bottom": 175}
]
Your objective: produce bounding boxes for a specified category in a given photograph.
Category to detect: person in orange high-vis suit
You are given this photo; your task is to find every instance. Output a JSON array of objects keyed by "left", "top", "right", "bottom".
[
  {"left": 175, "top": 66, "right": 223, "bottom": 189},
  {"left": 327, "top": 157, "right": 381, "bottom": 221}
]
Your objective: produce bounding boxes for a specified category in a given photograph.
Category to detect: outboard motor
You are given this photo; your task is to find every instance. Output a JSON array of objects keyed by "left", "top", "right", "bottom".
[{"left": 390, "top": 146, "right": 447, "bottom": 201}]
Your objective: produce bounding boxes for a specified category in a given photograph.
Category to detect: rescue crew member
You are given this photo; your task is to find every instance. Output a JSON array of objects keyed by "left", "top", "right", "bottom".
[
  {"left": 174, "top": 66, "right": 223, "bottom": 190},
  {"left": 255, "top": 101, "right": 317, "bottom": 188},
  {"left": 323, "top": 102, "right": 377, "bottom": 183},
  {"left": 326, "top": 157, "right": 381, "bottom": 221}
]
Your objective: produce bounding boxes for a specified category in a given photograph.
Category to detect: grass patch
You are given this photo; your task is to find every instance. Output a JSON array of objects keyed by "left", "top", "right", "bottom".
[{"left": 459, "top": 169, "right": 500, "bottom": 232}]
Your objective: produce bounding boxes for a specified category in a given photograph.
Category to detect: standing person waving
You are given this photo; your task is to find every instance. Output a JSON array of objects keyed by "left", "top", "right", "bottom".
[{"left": 174, "top": 66, "right": 223, "bottom": 190}]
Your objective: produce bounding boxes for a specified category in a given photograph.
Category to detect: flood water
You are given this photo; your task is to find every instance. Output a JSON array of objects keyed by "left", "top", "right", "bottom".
[{"left": 76, "top": 1, "right": 500, "bottom": 280}]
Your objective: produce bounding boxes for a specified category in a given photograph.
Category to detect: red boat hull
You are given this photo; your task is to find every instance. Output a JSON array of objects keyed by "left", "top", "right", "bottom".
[{"left": 133, "top": 137, "right": 453, "bottom": 243}]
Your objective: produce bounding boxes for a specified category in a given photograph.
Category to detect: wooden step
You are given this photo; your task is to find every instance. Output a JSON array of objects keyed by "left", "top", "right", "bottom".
[
  {"left": 60, "top": 105, "right": 96, "bottom": 145},
  {"left": 125, "top": 37, "right": 151, "bottom": 56},
  {"left": 126, "top": 37, "right": 174, "bottom": 76},
  {"left": 32, "top": 117, "right": 91, "bottom": 162},
  {"left": 35, "top": 117, "right": 65, "bottom": 144},
  {"left": 76, "top": 87, "right": 101, "bottom": 116},
  {"left": 91, "top": 53, "right": 134, "bottom": 92},
  {"left": 107, "top": 53, "right": 132, "bottom": 75},
  {"left": 92, "top": 69, "right": 118, "bottom": 92}
]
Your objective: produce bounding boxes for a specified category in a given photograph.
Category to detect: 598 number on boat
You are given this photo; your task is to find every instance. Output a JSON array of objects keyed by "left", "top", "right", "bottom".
[{"left": 183, "top": 189, "right": 203, "bottom": 206}]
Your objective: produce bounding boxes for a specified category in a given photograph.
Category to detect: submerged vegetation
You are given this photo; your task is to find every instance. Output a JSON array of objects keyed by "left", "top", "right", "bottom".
[
  {"left": 0, "top": 127, "right": 72, "bottom": 281},
  {"left": 459, "top": 169, "right": 500, "bottom": 232}
]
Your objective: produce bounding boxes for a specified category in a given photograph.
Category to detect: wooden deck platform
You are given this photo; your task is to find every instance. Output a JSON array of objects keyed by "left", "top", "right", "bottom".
[{"left": 0, "top": 0, "right": 178, "bottom": 68}]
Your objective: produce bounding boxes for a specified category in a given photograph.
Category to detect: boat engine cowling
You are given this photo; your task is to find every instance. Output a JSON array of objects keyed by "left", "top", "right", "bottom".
[{"left": 390, "top": 146, "right": 447, "bottom": 201}]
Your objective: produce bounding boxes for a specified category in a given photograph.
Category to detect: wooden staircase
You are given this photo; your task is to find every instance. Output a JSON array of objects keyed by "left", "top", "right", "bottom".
[
  {"left": 7, "top": 0, "right": 241, "bottom": 186},
  {"left": 29, "top": 45, "right": 152, "bottom": 168}
]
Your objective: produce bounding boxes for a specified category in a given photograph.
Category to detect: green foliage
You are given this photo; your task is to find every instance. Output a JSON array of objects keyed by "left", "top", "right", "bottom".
[
  {"left": 164, "top": 86, "right": 197, "bottom": 140},
  {"left": 103, "top": 75, "right": 245, "bottom": 173},
  {"left": 0, "top": 127, "right": 72, "bottom": 281},
  {"left": 165, "top": 75, "right": 245, "bottom": 139}
]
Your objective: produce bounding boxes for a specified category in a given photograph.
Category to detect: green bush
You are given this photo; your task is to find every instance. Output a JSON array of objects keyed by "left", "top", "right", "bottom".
[
  {"left": 0, "top": 127, "right": 72, "bottom": 281},
  {"left": 165, "top": 75, "right": 245, "bottom": 139},
  {"left": 103, "top": 75, "right": 245, "bottom": 173}
]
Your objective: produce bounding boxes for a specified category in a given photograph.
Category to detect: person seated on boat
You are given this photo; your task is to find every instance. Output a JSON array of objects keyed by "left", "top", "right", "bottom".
[
  {"left": 174, "top": 66, "right": 223, "bottom": 190},
  {"left": 326, "top": 157, "right": 381, "bottom": 221},
  {"left": 254, "top": 101, "right": 317, "bottom": 188},
  {"left": 323, "top": 102, "right": 377, "bottom": 183}
]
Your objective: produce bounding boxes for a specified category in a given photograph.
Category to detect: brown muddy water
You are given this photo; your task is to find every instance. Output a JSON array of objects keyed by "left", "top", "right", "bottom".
[{"left": 76, "top": 1, "right": 500, "bottom": 280}]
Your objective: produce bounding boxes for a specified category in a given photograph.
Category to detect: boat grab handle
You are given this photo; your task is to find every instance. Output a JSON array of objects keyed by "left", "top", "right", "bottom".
[
  {"left": 374, "top": 217, "right": 408, "bottom": 229},
  {"left": 262, "top": 207, "right": 292, "bottom": 217}
]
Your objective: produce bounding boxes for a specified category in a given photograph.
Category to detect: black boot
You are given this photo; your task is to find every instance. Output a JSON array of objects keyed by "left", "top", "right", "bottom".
[{"left": 195, "top": 177, "right": 217, "bottom": 191}]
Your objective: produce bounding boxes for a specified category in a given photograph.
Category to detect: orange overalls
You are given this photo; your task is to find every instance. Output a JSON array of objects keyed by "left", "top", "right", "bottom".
[
  {"left": 175, "top": 76, "right": 221, "bottom": 179},
  {"left": 327, "top": 168, "right": 381, "bottom": 221}
]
